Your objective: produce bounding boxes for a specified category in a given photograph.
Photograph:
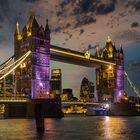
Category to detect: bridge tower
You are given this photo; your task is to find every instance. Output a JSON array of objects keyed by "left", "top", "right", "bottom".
[
  {"left": 14, "top": 16, "right": 50, "bottom": 98},
  {"left": 95, "top": 36, "right": 124, "bottom": 103}
]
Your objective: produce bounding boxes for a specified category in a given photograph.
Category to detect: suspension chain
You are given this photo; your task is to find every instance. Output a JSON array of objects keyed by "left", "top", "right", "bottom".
[{"left": 124, "top": 71, "right": 140, "bottom": 98}]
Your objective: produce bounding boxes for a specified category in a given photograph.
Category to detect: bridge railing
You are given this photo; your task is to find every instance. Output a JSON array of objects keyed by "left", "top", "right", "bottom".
[{"left": 0, "top": 95, "right": 29, "bottom": 102}]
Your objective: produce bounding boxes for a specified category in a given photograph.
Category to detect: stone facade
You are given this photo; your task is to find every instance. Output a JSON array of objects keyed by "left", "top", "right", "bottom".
[
  {"left": 95, "top": 37, "right": 124, "bottom": 103},
  {"left": 14, "top": 16, "right": 50, "bottom": 99}
]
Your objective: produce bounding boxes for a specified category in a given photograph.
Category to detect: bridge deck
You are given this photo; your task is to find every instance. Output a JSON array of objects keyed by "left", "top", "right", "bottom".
[{"left": 50, "top": 45, "right": 116, "bottom": 67}]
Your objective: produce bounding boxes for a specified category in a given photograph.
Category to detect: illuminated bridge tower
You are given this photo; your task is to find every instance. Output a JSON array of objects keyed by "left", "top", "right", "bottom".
[
  {"left": 14, "top": 16, "right": 50, "bottom": 98},
  {"left": 95, "top": 37, "right": 124, "bottom": 103}
]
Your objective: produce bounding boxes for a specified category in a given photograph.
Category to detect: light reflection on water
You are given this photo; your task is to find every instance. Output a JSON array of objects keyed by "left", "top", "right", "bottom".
[
  {"left": 0, "top": 116, "right": 140, "bottom": 140},
  {"left": 103, "top": 116, "right": 130, "bottom": 140}
]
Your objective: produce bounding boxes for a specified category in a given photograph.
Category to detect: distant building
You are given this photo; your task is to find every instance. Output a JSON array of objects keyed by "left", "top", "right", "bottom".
[
  {"left": 80, "top": 77, "right": 95, "bottom": 101},
  {"left": 50, "top": 69, "right": 62, "bottom": 97},
  {"left": 61, "top": 88, "right": 73, "bottom": 101},
  {"left": 95, "top": 36, "right": 124, "bottom": 103}
]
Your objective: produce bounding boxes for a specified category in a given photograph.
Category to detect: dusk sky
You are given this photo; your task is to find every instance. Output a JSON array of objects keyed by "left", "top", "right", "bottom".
[{"left": 0, "top": 0, "right": 140, "bottom": 97}]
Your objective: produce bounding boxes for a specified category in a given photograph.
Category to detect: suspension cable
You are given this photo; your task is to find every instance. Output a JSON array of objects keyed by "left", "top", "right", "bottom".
[
  {"left": 0, "top": 55, "right": 15, "bottom": 69},
  {"left": 0, "top": 51, "right": 31, "bottom": 80},
  {"left": 124, "top": 71, "right": 140, "bottom": 98},
  {"left": 0, "top": 51, "right": 30, "bottom": 73}
]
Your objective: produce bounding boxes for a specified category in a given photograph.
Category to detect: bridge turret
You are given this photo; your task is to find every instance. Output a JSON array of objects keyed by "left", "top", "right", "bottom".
[
  {"left": 14, "top": 15, "right": 51, "bottom": 99},
  {"left": 103, "top": 36, "right": 114, "bottom": 59},
  {"left": 96, "top": 36, "right": 124, "bottom": 103}
]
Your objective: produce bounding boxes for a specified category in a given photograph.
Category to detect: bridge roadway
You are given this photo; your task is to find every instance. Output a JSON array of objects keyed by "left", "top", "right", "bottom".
[
  {"left": 0, "top": 97, "right": 105, "bottom": 107},
  {"left": 50, "top": 45, "right": 116, "bottom": 67},
  {"left": 0, "top": 96, "right": 29, "bottom": 102},
  {"left": 0, "top": 97, "right": 140, "bottom": 110},
  {"left": 62, "top": 101, "right": 104, "bottom": 106},
  {"left": 0, "top": 97, "right": 103, "bottom": 106}
]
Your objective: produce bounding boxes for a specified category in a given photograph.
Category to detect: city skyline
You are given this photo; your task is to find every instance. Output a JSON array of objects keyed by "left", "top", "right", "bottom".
[{"left": 0, "top": 0, "right": 140, "bottom": 97}]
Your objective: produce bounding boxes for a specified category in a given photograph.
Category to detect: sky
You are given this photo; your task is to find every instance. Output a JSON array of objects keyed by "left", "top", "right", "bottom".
[{"left": 0, "top": 0, "right": 140, "bottom": 97}]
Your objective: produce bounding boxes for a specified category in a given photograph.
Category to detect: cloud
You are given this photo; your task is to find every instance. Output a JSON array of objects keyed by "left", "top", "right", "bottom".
[
  {"left": 127, "top": 61, "right": 140, "bottom": 72},
  {"left": 73, "top": 0, "right": 117, "bottom": 15},
  {"left": 96, "top": 2, "right": 116, "bottom": 15},
  {"left": 115, "top": 30, "right": 140, "bottom": 42},
  {"left": 57, "top": 0, "right": 117, "bottom": 28},
  {"left": 125, "top": 0, "right": 140, "bottom": 11},
  {"left": 74, "top": 0, "right": 96, "bottom": 14},
  {"left": 54, "top": 26, "right": 62, "bottom": 33},
  {"left": 0, "top": 25, "right": 3, "bottom": 29},
  {"left": 75, "top": 16, "right": 96, "bottom": 28},
  {"left": 21, "top": 0, "right": 40, "bottom": 3},
  {"left": 0, "top": 35, "right": 6, "bottom": 43},
  {"left": 131, "top": 22, "right": 139, "bottom": 28},
  {"left": 64, "top": 23, "right": 71, "bottom": 29},
  {"left": 80, "top": 29, "right": 84, "bottom": 35},
  {"left": 0, "top": 15, "right": 4, "bottom": 23},
  {"left": 0, "top": 0, "right": 10, "bottom": 22},
  {"left": 134, "top": 1, "right": 140, "bottom": 11}
]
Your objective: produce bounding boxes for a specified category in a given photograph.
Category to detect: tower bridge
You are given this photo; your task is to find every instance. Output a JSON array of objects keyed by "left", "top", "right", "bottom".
[{"left": 0, "top": 15, "right": 124, "bottom": 103}]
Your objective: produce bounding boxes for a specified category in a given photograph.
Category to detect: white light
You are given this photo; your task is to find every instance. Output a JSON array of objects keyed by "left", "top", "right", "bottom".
[
  {"left": 39, "top": 82, "right": 43, "bottom": 87},
  {"left": 105, "top": 104, "right": 110, "bottom": 109},
  {"left": 119, "top": 91, "right": 122, "bottom": 97},
  {"left": 105, "top": 116, "right": 110, "bottom": 122}
]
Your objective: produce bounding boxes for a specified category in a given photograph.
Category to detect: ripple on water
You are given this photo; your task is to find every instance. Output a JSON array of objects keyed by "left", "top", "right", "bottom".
[{"left": 0, "top": 116, "right": 140, "bottom": 140}]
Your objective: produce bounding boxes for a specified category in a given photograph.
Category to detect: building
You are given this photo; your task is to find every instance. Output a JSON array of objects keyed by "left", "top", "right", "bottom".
[
  {"left": 14, "top": 16, "right": 50, "bottom": 98},
  {"left": 80, "top": 77, "right": 95, "bottom": 101},
  {"left": 95, "top": 36, "right": 124, "bottom": 103},
  {"left": 50, "top": 69, "right": 62, "bottom": 97},
  {"left": 61, "top": 88, "right": 73, "bottom": 101},
  {"left": 0, "top": 74, "right": 13, "bottom": 94}
]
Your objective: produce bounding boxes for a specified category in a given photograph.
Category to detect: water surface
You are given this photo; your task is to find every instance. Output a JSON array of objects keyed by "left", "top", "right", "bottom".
[{"left": 0, "top": 116, "right": 140, "bottom": 140}]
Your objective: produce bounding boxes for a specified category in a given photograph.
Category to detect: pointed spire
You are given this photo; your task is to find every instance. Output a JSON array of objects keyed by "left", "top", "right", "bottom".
[
  {"left": 107, "top": 36, "right": 111, "bottom": 43},
  {"left": 45, "top": 19, "right": 50, "bottom": 40},
  {"left": 26, "top": 15, "right": 39, "bottom": 30},
  {"left": 45, "top": 19, "right": 50, "bottom": 32},
  {"left": 120, "top": 47, "right": 123, "bottom": 54},
  {"left": 15, "top": 22, "right": 20, "bottom": 35},
  {"left": 15, "top": 22, "right": 22, "bottom": 40},
  {"left": 38, "top": 25, "right": 45, "bottom": 38},
  {"left": 113, "top": 42, "right": 115, "bottom": 46},
  {"left": 31, "top": 16, "right": 39, "bottom": 29},
  {"left": 95, "top": 45, "right": 100, "bottom": 57}
]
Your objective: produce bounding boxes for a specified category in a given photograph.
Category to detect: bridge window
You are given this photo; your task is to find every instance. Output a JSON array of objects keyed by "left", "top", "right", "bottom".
[{"left": 0, "top": 104, "right": 5, "bottom": 114}]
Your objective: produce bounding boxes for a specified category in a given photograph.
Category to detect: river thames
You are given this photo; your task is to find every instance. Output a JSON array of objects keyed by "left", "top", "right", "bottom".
[{"left": 0, "top": 116, "right": 140, "bottom": 140}]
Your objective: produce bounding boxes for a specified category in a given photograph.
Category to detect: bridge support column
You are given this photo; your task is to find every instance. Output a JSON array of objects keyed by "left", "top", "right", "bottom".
[
  {"left": 30, "top": 39, "right": 50, "bottom": 99},
  {"left": 115, "top": 65, "right": 124, "bottom": 102},
  {"left": 35, "top": 103, "right": 45, "bottom": 133}
]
